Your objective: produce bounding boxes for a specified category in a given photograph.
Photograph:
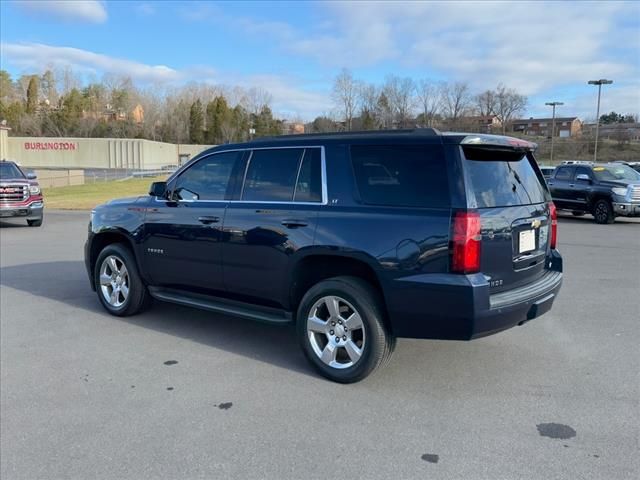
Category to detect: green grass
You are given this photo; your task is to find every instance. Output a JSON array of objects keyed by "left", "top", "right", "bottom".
[{"left": 43, "top": 176, "right": 167, "bottom": 210}]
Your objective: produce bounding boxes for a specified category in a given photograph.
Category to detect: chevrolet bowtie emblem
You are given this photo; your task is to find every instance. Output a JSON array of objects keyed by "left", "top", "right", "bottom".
[{"left": 531, "top": 219, "right": 541, "bottom": 229}]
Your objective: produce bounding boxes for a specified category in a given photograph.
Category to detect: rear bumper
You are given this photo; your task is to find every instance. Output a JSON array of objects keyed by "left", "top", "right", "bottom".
[
  {"left": 612, "top": 202, "right": 640, "bottom": 217},
  {"left": 0, "top": 201, "right": 44, "bottom": 220},
  {"left": 386, "top": 250, "right": 563, "bottom": 340}
]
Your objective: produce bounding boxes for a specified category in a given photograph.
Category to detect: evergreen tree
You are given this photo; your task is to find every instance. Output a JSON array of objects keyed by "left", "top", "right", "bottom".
[
  {"left": 26, "top": 76, "right": 39, "bottom": 114},
  {"left": 189, "top": 99, "right": 204, "bottom": 144}
]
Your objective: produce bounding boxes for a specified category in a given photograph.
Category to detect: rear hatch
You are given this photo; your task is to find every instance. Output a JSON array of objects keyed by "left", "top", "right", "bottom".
[{"left": 461, "top": 140, "right": 552, "bottom": 294}]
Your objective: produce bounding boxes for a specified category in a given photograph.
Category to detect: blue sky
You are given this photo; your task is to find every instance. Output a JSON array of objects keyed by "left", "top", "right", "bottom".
[{"left": 1, "top": 0, "right": 639, "bottom": 121}]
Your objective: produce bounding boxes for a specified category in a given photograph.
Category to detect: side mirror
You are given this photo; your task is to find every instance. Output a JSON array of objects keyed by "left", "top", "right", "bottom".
[
  {"left": 26, "top": 171, "right": 37, "bottom": 180},
  {"left": 149, "top": 181, "right": 167, "bottom": 197},
  {"left": 576, "top": 174, "right": 591, "bottom": 183}
]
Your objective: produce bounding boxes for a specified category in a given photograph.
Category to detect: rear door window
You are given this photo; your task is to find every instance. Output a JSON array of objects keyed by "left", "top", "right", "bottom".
[
  {"left": 463, "top": 148, "right": 548, "bottom": 208},
  {"left": 242, "top": 148, "right": 304, "bottom": 202},
  {"left": 350, "top": 144, "right": 449, "bottom": 208},
  {"left": 554, "top": 166, "right": 574, "bottom": 181}
]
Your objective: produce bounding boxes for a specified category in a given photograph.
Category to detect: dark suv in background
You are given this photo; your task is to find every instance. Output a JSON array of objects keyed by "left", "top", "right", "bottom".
[
  {"left": 548, "top": 161, "right": 640, "bottom": 223},
  {"left": 0, "top": 160, "right": 44, "bottom": 226},
  {"left": 85, "top": 129, "right": 563, "bottom": 382}
]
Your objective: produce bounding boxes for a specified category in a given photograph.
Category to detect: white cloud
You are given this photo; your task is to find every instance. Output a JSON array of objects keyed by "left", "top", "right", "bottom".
[
  {"left": 1, "top": 43, "right": 181, "bottom": 83},
  {"left": 15, "top": 0, "right": 107, "bottom": 24},
  {"left": 0, "top": 42, "right": 330, "bottom": 120},
  {"left": 226, "top": 0, "right": 639, "bottom": 109}
]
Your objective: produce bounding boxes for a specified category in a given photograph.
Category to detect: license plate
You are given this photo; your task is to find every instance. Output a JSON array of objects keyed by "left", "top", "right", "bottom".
[{"left": 519, "top": 229, "right": 536, "bottom": 253}]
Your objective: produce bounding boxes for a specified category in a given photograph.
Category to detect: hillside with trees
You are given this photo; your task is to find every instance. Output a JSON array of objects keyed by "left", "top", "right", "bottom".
[{"left": 0, "top": 69, "right": 283, "bottom": 143}]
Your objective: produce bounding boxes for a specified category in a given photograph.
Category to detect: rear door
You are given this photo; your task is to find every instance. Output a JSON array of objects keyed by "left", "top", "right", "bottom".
[
  {"left": 462, "top": 146, "right": 552, "bottom": 293},
  {"left": 548, "top": 165, "right": 574, "bottom": 209},
  {"left": 221, "top": 147, "right": 323, "bottom": 307}
]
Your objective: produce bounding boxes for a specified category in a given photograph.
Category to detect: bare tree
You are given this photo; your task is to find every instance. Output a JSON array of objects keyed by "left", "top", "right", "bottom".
[
  {"left": 475, "top": 89, "right": 496, "bottom": 117},
  {"left": 440, "top": 82, "right": 471, "bottom": 126},
  {"left": 494, "top": 83, "right": 527, "bottom": 134},
  {"left": 243, "top": 87, "right": 273, "bottom": 116},
  {"left": 357, "top": 82, "right": 380, "bottom": 130},
  {"left": 383, "top": 75, "right": 416, "bottom": 128},
  {"left": 416, "top": 79, "right": 440, "bottom": 127},
  {"left": 332, "top": 68, "right": 358, "bottom": 131}
]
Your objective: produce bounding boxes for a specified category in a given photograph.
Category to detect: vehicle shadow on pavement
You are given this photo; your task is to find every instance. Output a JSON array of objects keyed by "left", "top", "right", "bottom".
[{"left": 0, "top": 260, "right": 314, "bottom": 378}]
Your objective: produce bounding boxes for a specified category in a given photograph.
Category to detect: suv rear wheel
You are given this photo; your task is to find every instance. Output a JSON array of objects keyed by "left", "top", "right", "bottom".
[
  {"left": 593, "top": 199, "right": 614, "bottom": 224},
  {"left": 95, "top": 243, "right": 151, "bottom": 316},
  {"left": 297, "top": 276, "right": 395, "bottom": 383}
]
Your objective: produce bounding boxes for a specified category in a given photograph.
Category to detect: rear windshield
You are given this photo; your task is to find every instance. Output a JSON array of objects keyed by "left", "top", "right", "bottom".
[
  {"left": 351, "top": 144, "right": 450, "bottom": 208},
  {"left": 463, "top": 147, "right": 548, "bottom": 208},
  {"left": 0, "top": 163, "right": 24, "bottom": 179}
]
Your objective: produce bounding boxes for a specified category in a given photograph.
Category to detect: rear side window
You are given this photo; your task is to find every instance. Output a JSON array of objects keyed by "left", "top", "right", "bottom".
[
  {"left": 242, "top": 148, "right": 304, "bottom": 201},
  {"left": 554, "top": 166, "right": 573, "bottom": 181},
  {"left": 350, "top": 144, "right": 450, "bottom": 208},
  {"left": 463, "top": 148, "right": 548, "bottom": 208}
]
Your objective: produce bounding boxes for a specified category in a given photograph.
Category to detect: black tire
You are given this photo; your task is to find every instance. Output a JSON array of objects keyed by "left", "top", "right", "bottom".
[
  {"left": 592, "top": 199, "right": 615, "bottom": 224},
  {"left": 94, "top": 243, "right": 151, "bottom": 316},
  {"left": 571, "top": 211, "right": 585, "bottom": 217},
  {"left": 27, "top": 218, "right": 43, "bottom": 227},
  {"left": 296, "top": 276, "right": 395, "bottom": 383}
]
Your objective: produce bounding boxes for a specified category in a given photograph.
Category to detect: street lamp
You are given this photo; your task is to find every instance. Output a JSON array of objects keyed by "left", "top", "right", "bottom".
[
  {"left": 588, "top": 79, "right": 613, "bottom": 162},
  {"left": 545, "top": 101, "right": 564, "bottom": 163}
]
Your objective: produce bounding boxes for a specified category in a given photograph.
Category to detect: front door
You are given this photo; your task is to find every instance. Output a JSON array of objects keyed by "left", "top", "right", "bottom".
[
  {"left": 222, "top": 147, "right": 324, "bottom": 307},
  {"left": 142, "top": 150, "right": 245, "bottom": 293}
]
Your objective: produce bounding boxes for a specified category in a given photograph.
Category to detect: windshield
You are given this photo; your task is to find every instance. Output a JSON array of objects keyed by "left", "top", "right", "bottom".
[
  {"left": 0, "top": 163, "right": 25, "bottom": 179},
  {"left": 593, "top": 164, "right": 640, "bottom": 182}
]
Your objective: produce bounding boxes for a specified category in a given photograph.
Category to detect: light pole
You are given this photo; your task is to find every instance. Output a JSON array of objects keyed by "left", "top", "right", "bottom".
[
  {"left": 588, "top": 79, "right": 613, "bottom": 162},
  {"left": 545, "top": 101, "right": 564, "bottom": 163}
]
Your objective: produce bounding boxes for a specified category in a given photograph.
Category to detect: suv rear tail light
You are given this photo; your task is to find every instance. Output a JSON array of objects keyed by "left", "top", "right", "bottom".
[
  {"left": 549, "top": 202, "right": 558, "bottom": 249},
  {"left": 451, "top": 211, "right": 481, "bottom": 274}
]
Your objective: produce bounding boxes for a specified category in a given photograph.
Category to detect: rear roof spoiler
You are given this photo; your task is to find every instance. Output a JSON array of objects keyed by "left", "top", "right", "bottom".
[{"left": 458, "top": 134, "right": 538, "bottom": 152}]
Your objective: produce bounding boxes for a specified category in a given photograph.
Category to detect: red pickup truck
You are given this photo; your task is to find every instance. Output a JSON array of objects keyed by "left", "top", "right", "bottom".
[{"left": 0, "top": 160, "right": 44, "bottom": 226}]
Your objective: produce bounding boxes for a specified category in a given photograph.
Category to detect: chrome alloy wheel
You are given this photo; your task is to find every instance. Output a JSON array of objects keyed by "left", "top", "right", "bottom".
[
  {"left": 99, "top": 255, "right": 130, "bottom": 308},
  {"left": 307, "top": 295, "right": 366, "bottom": 369}
]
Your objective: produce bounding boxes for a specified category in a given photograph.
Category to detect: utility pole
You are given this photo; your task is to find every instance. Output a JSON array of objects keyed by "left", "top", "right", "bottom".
[
  {"left": 588, "top": 79, "right": 613, "bottom": 162},
  {"left": 545, "top": 101, "right": 564, "bottom": 163}
]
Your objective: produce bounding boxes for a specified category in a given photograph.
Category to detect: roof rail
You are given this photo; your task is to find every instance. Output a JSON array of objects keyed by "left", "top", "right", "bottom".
[
  {"left": 560, "top": 160, "right": 594, "bottom": 165},
  {"left": 252, "top": 128, "right": 441, "bottom": 142}
]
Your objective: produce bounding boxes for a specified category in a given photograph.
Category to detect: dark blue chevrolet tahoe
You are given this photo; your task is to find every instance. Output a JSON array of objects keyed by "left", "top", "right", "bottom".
[{"left": 85, "top": 129, "right": 563, "bottom": 383}]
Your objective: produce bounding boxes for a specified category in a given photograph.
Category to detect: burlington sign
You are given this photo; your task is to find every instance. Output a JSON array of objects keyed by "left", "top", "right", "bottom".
[{"left": 24, "top": 141, "right": 78, "bottom": 151}]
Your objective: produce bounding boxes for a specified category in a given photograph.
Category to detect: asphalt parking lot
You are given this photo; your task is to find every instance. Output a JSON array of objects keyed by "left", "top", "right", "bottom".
[{"left": 1, "top": 211, "right": 639, "bottom": 480}]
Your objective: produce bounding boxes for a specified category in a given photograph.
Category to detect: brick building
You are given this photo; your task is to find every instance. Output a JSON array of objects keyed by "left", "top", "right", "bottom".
[{"left": 511, "top": 117, "right": 582, "bottom": 137}]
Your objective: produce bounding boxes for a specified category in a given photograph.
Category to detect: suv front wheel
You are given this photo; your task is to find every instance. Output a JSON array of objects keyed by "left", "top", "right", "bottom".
[
  {"left": 94, "top": 243, "right": 151, "bottom": 316},
  {"left": 297, "top": 276, "right": 395, "bottom": 383}
]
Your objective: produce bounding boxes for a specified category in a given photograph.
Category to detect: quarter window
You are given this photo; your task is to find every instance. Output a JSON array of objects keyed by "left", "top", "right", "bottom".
[
  {"left": 173, "top": 151, "right": 242, "bottom": 201},
  {"left": 350, "top": 144, "right": 450, "bottom": 208}
]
